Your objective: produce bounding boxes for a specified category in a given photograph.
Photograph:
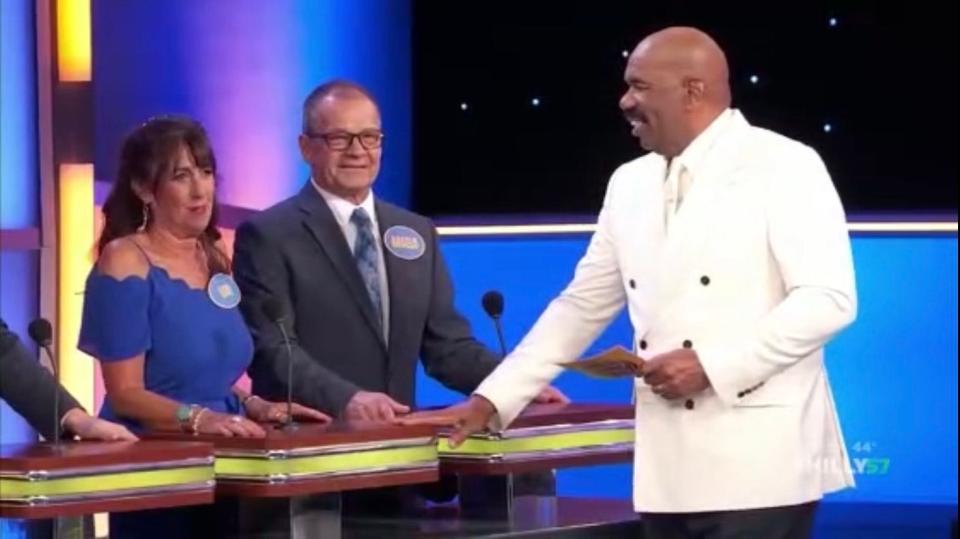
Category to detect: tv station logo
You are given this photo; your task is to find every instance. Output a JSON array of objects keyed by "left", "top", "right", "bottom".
[{"left": 850, "top": 441, "right": 890, "bottom": 476}]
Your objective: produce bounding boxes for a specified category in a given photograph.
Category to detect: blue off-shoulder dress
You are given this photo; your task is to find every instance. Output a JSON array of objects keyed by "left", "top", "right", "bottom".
[
  {"left": 79, "top": 263, "right": 252, "bottom": 429},
  {"left": 78, "top": 249, "right": 253, "bottom": 538}
]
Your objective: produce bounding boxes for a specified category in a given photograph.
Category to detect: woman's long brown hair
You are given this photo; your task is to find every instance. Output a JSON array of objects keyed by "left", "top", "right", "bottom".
[{"left": 97, "top": 116, "right": 229, "bottom": 275}]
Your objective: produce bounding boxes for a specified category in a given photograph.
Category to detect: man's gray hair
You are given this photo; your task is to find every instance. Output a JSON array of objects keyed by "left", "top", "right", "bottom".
[{"left": 301, "top": 80, "right": 378, "bottom": 134}]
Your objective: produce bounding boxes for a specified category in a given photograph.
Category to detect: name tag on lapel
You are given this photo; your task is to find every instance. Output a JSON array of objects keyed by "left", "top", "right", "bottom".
[{"left": 383, "top": 226, "right": 426, "bottom": 260}]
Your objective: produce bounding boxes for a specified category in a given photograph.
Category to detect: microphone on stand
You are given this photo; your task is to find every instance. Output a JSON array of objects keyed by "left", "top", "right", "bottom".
[
  {"left": 27, "top": 318, "right": 62, "bottom": 449},
  {"left": 481, "top": 290, "right": 507, "bottom": 359},
  {"left": 261, "top": 298, "right": 297, "bottom": 431}
]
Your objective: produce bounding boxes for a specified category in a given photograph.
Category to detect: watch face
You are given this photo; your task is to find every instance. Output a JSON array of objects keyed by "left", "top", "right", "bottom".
[{"left": 176, "top": 405, "right": 192, "bottom": 422}]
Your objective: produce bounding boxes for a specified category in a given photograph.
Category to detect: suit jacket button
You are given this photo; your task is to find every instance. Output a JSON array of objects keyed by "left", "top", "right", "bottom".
[
  {"left": 684, "top": 399, "right": 695, "bottom": 410},
  {"left": 682, "top": 339, "right": 693, "bottom": 349},
  {"left": 639, "top": 340, "right": 647, "bottom": 350},
  {"left": 700, "top": 275, "right": 711, "bottom": 286},
  {"left": 629, "top": 279, "right": 636, "bottom": 289}
]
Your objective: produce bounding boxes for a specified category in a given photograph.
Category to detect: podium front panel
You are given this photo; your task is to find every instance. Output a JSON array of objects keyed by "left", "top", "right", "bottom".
[
  {"left": 0, "top": 441, "right": 215, "bottom": 519},
  {"left": 148, "top": 422, "right": 441, "bottom": 497},
  {"left": 438, "top": 403, "right": 635, "bottom": 475}
]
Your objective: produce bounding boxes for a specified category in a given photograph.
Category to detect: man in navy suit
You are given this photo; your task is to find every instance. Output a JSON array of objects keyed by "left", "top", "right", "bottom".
[{"left": 233, "top": 80, "right": 565, "bottom": 424}]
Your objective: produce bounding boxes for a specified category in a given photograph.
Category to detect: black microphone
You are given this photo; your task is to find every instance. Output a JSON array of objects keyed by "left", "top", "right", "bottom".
[
  {"left": 261, "top": 298, "right": 296, "bottom": 431},
  {"left": 27, "top": 318, "right": 62, "bottom": 448},
  {"left": 481, "top": 290, "right": 507, "bottom": 359}
]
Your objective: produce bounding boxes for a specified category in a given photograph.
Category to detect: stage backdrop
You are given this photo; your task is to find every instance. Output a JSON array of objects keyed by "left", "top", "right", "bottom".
[
  {"left": 92, "top": 0, "right": 412, "bottom": 209},
  {"left": 0, "top": 0, "right": 41, "bottom": 446}
]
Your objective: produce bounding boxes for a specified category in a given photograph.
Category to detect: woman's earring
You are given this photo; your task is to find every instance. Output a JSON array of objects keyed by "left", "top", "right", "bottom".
[{"left": 137, "top": 203, "right": 150, "bottom": 233}]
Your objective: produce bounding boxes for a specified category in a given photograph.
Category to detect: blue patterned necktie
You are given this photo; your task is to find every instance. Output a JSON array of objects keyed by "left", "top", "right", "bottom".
[{"left": 350, "top": 207, "right": 383, "bottom": 328}]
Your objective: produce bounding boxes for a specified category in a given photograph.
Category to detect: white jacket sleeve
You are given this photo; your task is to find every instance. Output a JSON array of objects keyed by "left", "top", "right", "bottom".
[
  {"left": 698, "top": 146, "right": 858, "bottom": 405},
  {"left": 475, "top": 172, "right": 629, "bottom": 428}
]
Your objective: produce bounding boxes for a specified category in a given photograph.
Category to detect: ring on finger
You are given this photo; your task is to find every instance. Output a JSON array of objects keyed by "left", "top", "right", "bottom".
[{"left": 230, "top": 415, "right": 243, "bottom": 424}]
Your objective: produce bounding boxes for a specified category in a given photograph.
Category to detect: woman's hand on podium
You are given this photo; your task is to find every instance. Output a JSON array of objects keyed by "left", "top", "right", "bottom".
[
  {"left": 197, "top": 410, "right": 266, "bottom": 438},
  {"left": 396, "top": 395, "right": 497, "bottom": 448},
  {"left": 61, "top": 408, "right": 138, "bottom": 441},
  {"left": 244, "top": 396, "right": 331, "bottom": 424}
]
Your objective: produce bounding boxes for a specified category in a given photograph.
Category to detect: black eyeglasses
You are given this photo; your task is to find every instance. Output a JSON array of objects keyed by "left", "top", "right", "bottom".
[{"left": 305, "top": 130, "right": 384, "bottom": 150}]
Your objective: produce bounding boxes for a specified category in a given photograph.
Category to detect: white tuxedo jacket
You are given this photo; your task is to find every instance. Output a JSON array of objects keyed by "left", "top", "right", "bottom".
[{"left": 476, "top": 110, "right": 857, "bottom": 513}]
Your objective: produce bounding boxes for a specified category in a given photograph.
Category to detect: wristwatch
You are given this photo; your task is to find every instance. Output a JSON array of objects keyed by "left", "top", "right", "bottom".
[{"left": 176, "top": 404, "right": 199, "bottom": 432}]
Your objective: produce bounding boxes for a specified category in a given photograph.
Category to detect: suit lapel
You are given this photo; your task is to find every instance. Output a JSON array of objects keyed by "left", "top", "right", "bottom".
[
  {"left": 659, "top": 113, "right": 752, "bottom": 299},
  {"left": 375, "top": 200, "right": 417, "bottom": 360},
  {"left": 296, "top": 185, "right": 386, "bottom": 348}
]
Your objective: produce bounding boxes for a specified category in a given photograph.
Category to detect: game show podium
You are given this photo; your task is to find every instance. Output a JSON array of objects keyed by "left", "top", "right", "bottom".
[
  {"left": 343, "top": 402, "right": 641, "bottom": 538},
  {"left": 148, "top": 421, "right": 440, "bottom": 539},
  {"left": 440, "top": 402, "right": 636, "bottom": 524},
  {"left": 0, "top": 440, "right": 215, "bottom": 539}
]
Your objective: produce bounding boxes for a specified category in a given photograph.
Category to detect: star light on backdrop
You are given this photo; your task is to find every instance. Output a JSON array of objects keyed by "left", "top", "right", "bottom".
[{"left": 414, "top": 5, "right": 957, "bottom": 216}]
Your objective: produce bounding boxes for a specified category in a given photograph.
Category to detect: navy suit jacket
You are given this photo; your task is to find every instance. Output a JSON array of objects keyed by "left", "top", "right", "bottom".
[
  {"left": 0, "top": 317, "right": 82, "bottom": 440},
  {"left": 233, "top": 184, "right": 500, "bottom": 416}
]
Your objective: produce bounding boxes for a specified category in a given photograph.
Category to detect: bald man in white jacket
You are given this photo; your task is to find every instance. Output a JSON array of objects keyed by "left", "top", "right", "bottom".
[{"left": 403, "top": 27, "right": 857, "bottom": 539}]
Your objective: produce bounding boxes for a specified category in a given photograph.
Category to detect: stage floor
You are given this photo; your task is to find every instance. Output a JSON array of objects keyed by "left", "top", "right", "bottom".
[
  {"left": 813, "top": 501, "right": 957, "bottom": 539},
  {"left": 341, "top": 498, "right": 958, "bottom": 539},
  {"left": 0, "top": 498, "right": 955, "bottom": 538}
]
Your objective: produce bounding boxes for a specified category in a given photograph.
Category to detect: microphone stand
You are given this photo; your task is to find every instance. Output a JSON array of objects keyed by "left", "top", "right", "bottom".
[
  {"left": 275, "top": 319, "right": 297, "bottom": 432},
  {"left": 492, "top": 315, "right": 507, "bottom": 359},
  {"left": 37, "top": 342, "right": 62, "bottom": 452},
  {"left": 38, "top": 340, "right": 68, "bottom": 539}
]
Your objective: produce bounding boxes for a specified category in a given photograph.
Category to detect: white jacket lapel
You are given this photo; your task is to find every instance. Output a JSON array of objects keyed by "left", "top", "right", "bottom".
[{"left": 657, "top": 113, "right": 753, "bottom": 306}]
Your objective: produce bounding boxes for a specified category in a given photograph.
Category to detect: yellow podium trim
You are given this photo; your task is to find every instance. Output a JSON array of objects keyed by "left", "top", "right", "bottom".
[
  {"left": 0, "top": 466, "right": 213, "bottom": 499},
  {"left": 215, "top": 445, "right": 436, "bottom": 478},
  {"left": 439, "top": 428, "right": 634, "bottom": 455}
]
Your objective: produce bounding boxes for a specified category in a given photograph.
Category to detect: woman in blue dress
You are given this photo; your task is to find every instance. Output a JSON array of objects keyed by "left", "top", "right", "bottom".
[{"left": 78, "top": 116, "right": 329, "bottom": 538}]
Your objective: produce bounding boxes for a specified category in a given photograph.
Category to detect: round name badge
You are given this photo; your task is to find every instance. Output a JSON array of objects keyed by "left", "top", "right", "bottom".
[
  {"left": 208, "top": 273, "right": 241, "bottom": 309},
  {"left": 383, "top": 226, "right": 426, "bottom": 261}
]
